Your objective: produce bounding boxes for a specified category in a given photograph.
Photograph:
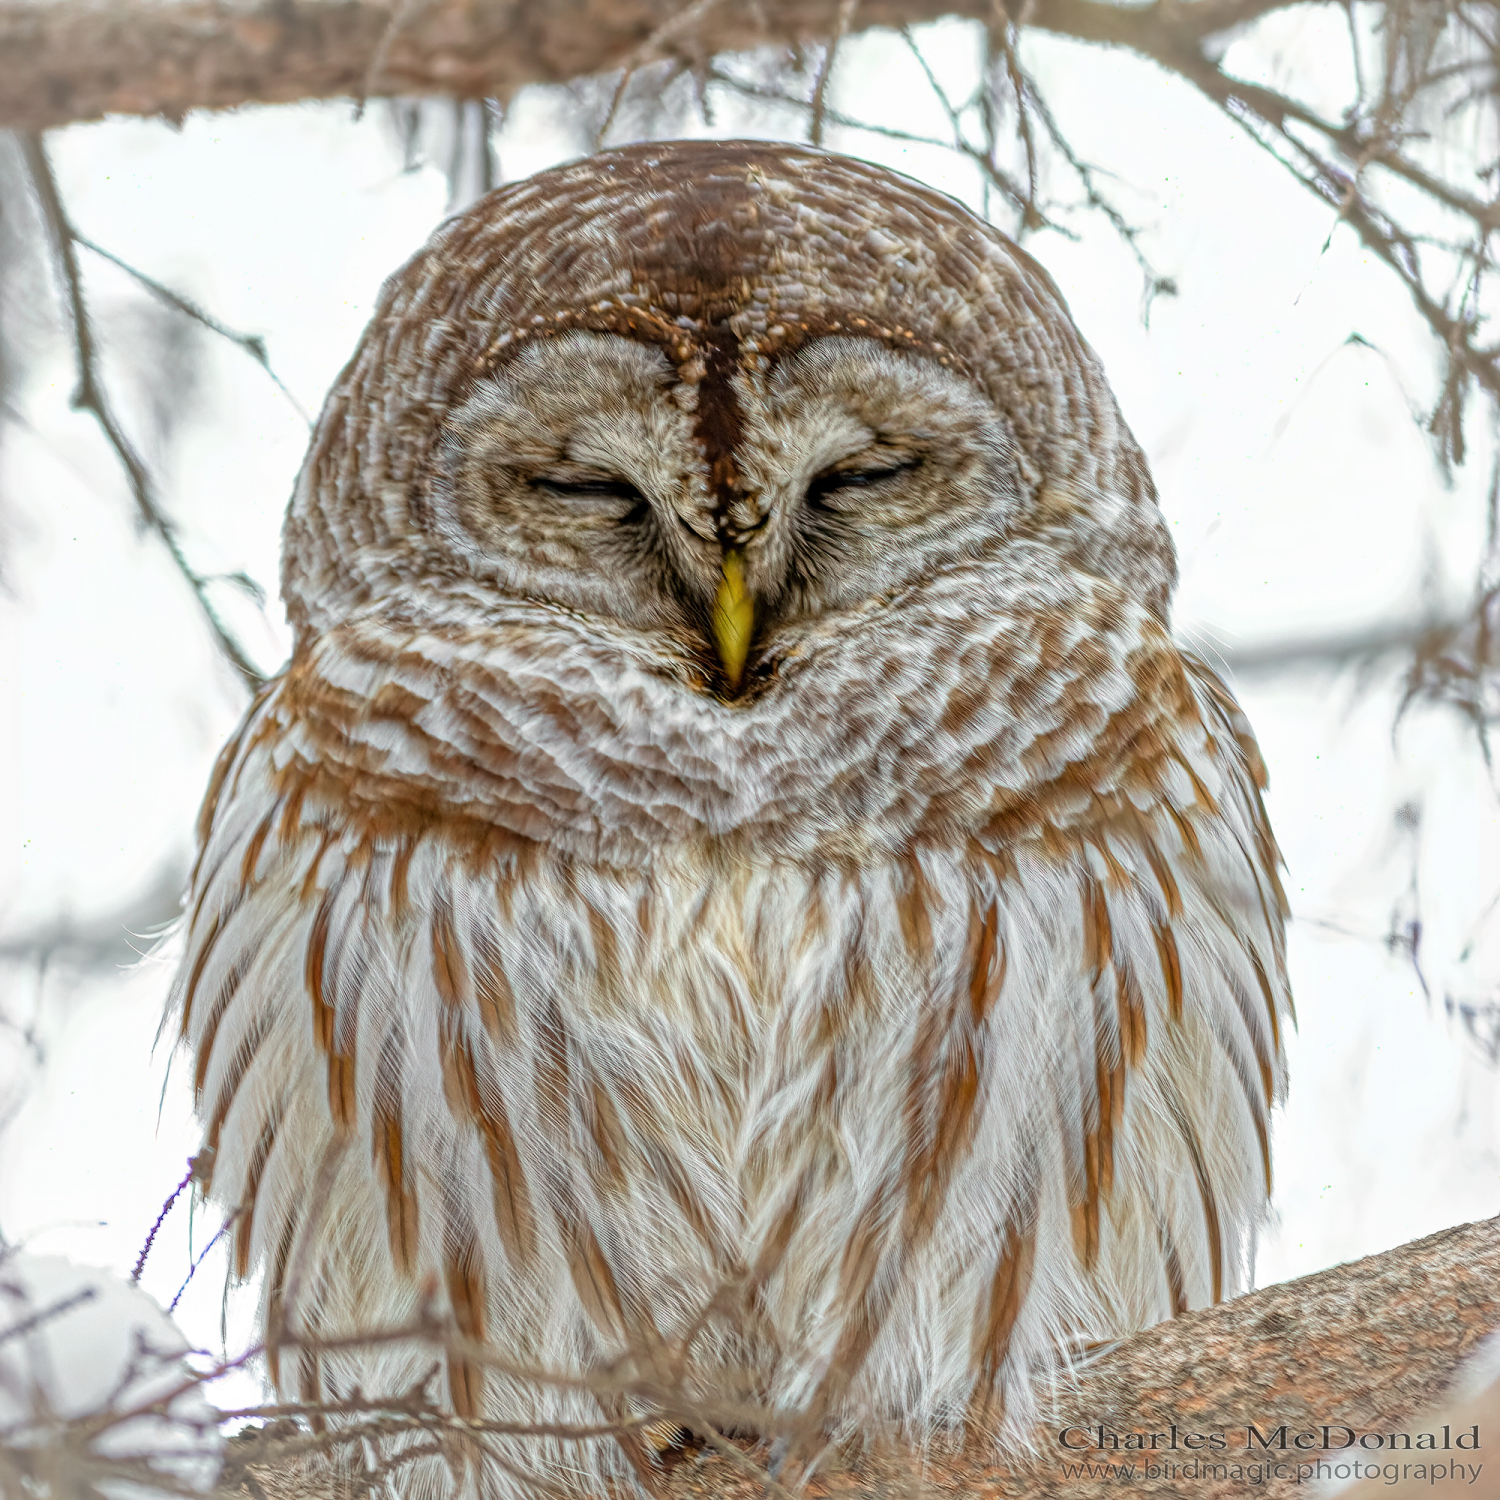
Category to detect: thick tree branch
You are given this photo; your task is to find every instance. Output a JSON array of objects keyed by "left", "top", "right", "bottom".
[
  {"left": 8, "top": 3, "right": 1496, "bottom": 466},
  {"left": 222, "top": 1217, "right": 1500, "bottom": 1498},
  {"left": 0, "top": 0, "right": 1298, "bottom": 131}
]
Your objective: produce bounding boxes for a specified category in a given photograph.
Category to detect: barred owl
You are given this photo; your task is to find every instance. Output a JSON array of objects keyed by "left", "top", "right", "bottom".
[{"left": 171, "top": 141, "right": 1290, "bottom": 1494}]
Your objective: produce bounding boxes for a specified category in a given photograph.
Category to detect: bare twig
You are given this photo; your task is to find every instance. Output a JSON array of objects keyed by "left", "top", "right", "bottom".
[
  {"left": 988, "top": 0, "right": 1041, "bottom": 228},
  {"left": 17, "top": 131, "right": 267, "bottom": 694},
  {"left": 0, "top": 1287, "right": 97, "bottom": 1351},
  {"left": 74, "top": 234, "right": 310, "bottom": 425},
  {"left": 359, "top": 0, "right": 421, "bottom": 116},
  {"left": 809, "top": 0, "right": 860, "bottom": 147},
  {"left": 713, "top": 50, "right": 1045, "bottom": 220},
  {"left": 1023, "top": 74, "right": 1179, "bottom": 310},
  {"left": 168, "top": 1212, "right": 235, "bottom": 1313},
  {"left": 132, "top": 1165, "right": 195, "bottom": 1284},
  {"left": 596, "top": 0, "right": 724, "bottom": 148},
  {"left": 1214, "top": 608, "right": 1475, "bottom": 676}
]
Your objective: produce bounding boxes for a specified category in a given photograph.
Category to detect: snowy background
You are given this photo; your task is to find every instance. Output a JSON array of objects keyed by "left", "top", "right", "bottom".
[{"left": 1, "top": 16, "right": 1496, "bottom": 1412}]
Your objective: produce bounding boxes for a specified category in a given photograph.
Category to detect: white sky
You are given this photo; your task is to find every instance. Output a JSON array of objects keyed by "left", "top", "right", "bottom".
[{"left": 0, "top": 15, "right": 1496, "bottom": 1409}]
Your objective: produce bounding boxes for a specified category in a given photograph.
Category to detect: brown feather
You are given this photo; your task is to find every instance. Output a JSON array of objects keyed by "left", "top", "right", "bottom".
[
  {"left": 564, "top": 1214, "right": 629, "bottom": 1341},
  {"left": 439, "top": 1028, "right": 536, "bottom": 1267},
  {"left": 306, "top": 889, "right": 358, "bottom": 1133},
  {"left": 305, "top": 893, "right": 334, "bottom": 1051},
  {"left": 1161, "top": 1228, "right": 1189, "bottom": 1318},
  {"left": 180, "top": 904, "right": 232, "bottom": 1039},
  {"left": 1080, "top": 873, "right": 1112, "bottom": 983},
  {"left": 389, "top": 837, "right": 417, "bottom": 921},
  {"left": 204, "top": 1010, "right": 271, "bottom": 1160},
  {"left": 444, "top": 1246, "right": 488, "bottom": 1418},
  {"left": 191, "top": 957, "right": 248, "bottom": 1101},
  {"left": 1171, "top": 1101, "right": 1225, "bottom": 1304},
  {"left": 1141, "top": 836, "right": 1182, "bottom": 920},
  {"left": 233, "top": 1111, "right": 281, "bottom": 1280},
  {"left": 1247, "top": 942, "right": 1282, "bottom": 1067},
  {"left": 264, "top": 1211, "right": 298, "bottom": 1390},
  {"left": 896, "top": 854, "right": 935, "bottom": 963},
  {"left": 431, "top": 895, "right": 468, "bottom": 1005},
  {"left": 649, "top": 1141, "right": 723, "bottom": 1260},
  {"left": 585, "top": 901, "right": 621, "bottom": 995},
  {"left": 900, "top": 901, "right": 1003, "bottom": 1251},
  {"left": 749, "top": 1167, "right": 811, "bottom": 1296},
  {"left": 1153, "top": 920, "right": 1184, "bottom": 1022},
  {"left": 968, "top": 899, "right": 1006, "bottom": 1023},
  {"left": 901, "top": 1030, "right": 982, "bottom": 1250},
  {"left": 587, "top": 1076, "right": 630, "bottom": 1188},
  {"left": 369, "top": 680, "right": 428, "bottom": 723},
  {"left": 1114, "top": 953, "right": 1149, "bottom": 1066},
  {"left": 1166, "top": 802, "right": 1204, "bottom": 864},
  {"left": 239, "top": 808, "right": 277, "bottom": 887},
  {"left": 971, "top": 1214, "right": 1037, "bottom": 1399},
  {"left": 817, "top": 1187, "right": 902, "bottom": 1419},
  {"left": 1070, "top": 1189, "right": 1099, "bottom": 1272},
  {"left": 1093, "top": 1047, "right": 1124, "bottom": 1201},
  {"left": 372, "top": 1071, "right": 420, "bottom": 1276},
  {"left": 471, "top": 920, "right": 519, "bottom": 1046}
]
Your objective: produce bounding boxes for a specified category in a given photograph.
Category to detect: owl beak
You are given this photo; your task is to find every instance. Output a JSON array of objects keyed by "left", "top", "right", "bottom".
[{"left": 711, "top": 549, "right": 756, "bottom": 691}]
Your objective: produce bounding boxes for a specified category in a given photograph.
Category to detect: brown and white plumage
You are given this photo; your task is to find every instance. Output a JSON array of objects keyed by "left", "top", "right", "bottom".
[{"left": 170, "top": 141, "right": 1290, "bottom": 1494}]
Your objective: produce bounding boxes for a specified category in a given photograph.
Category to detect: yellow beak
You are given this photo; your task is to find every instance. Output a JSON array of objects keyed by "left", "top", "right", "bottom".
[{"left": 711, "top": 549, "right": 755, "bottom": 690}]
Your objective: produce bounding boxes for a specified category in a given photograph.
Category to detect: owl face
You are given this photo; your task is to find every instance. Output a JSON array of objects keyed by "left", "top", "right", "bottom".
[
  {"left": 286, "top": 140, "right": 1176, "bottom": 708},
  {"left": 430, "top": 329, "right": 1023, "bottom": 691}
]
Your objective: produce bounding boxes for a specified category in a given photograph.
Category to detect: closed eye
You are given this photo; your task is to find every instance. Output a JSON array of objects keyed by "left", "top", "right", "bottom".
[
  {"left": 805, "top": 458, "right": 921, "bottom": 507},
  {"left": 530, "top": 474, "right": 645, "bottom": 503}
]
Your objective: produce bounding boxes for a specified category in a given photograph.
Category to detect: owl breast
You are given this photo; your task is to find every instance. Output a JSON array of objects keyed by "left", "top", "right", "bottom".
[{"left": 179, "top": 546, "right": 1284, "bottom": 1437}]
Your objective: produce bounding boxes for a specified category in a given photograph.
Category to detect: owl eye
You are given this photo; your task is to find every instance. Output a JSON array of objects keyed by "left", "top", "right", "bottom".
[
  {"left": 805, "top": 458, "right": 921, "bottom": 508},
  {"left": 530, "top": 474, "right": 646, "bottom": 504}
]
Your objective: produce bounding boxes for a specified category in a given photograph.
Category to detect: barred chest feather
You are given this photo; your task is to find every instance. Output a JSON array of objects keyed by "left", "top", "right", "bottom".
[{"left": 173, "top": 601, "right": 1289, "bottom": 1452}]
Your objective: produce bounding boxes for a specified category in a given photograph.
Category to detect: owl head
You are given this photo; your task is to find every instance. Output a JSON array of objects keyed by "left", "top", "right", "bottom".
[{"left": 283, "top": 141, "right": 1173, "bottom": 697}]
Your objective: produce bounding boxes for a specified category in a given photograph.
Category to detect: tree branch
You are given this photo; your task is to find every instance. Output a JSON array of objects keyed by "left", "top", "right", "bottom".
[
  {"left": 221, "top": 1217, "right": 1500, "bottom": 1498},
  {"left": 74, "top": 234, "right": 311, "bottom": 426},
  {"left": 18, "top": 131, "right": 267, "bottom": 693},
  {"left": 0, "top": 0, "right": 1300, "bottom": 131}
]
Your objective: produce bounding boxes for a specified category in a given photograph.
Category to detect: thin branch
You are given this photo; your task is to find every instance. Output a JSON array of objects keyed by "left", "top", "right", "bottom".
[
  {"left": 1214, "top": 609, "right": 1474, "bottom": 676},
  {"left": 809, "top": 0, "right": 860, "bottom": 147},
  {"left": 989, "top": 0, "right": 1041, "bottom": 228},
  {"left": 168, "top": 1211, "right": 234, "bottom": 1313},
  {"left": 709, "top": 65, "right": 975, "bottom": 151},
  {"left": 17, "top": 131, "right": 267, "bottom": 693},
  {"left": 71, "top": 1216, "right": 1500, "bottom": 1500},
  {"left": 899, "top": 24, "right": 970, "bottom": 142},
  {"left": 1095, "top": 39, "right": 1500, "bottom": 459},
  {"left": 1010, "top": 61, "right": 1179, "bottom": 306},
  {"left": 74, "top": 234, "right": 311, "bottom": 425},
  {"left": 359, "top": 0, "right": 421, "bottom": 116},
  {"left": 0, "top": 1287, "right": 96, "bottom": 1350},
  {"left": 0, "top": 0, "right": 1311, "bottom": 132},
  {"left": 131, "top": 1165, "right": 194, "bottom": 1284},
  {"left": 216, "top": 1395, "right": 647, "bottom": 1443},
  {"left": 596, "top": 0, "right": 724, "bottom": 148}
]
